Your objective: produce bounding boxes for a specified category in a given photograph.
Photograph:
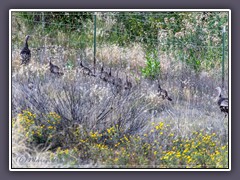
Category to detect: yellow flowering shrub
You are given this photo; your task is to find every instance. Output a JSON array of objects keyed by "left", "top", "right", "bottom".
[
  {"left": 14, "top": 112, "right": 228, "bottom": 168},
  {"left": 15, "top": 110, "right": 62, "bottom": 145},
  {"left": 160, "top": 132, "right": 228, "bottom": 168}
]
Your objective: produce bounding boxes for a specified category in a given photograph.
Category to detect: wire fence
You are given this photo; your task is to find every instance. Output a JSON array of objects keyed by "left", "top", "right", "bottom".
[{"left": 11, "top": 11, "right": 229, "bottom": 91}]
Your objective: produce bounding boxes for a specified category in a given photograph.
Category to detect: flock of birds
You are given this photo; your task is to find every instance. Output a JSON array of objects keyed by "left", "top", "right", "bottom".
[{"left": 19, "top": 35, "right": 229, "bottom": 118}]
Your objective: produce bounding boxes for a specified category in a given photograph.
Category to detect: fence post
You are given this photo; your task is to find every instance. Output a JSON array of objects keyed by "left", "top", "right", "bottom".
[
  {"left": 41, "top": 12, "right": 45, "bottom": 29},
  {"left": 93, "top": 13, "right": 97, "bottom": 74},
  {"left": 222, "top": 26, "right": 225, "bottom": 89}
]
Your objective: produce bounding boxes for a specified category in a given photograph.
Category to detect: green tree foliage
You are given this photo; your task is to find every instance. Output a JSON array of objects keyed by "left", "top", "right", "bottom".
[
  {"left": 107, "top": 12, "right": 228, "bottom": 72},
  {"left": 16, "top": 11, "right": 228, "bottom": 73},
  {"left": 18, "top": 12, "right": 93, "bottom": 32}
]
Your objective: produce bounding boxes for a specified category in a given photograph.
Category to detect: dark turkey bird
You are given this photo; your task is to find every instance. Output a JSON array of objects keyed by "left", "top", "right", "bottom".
[
  {"left": 20, "top": 35, "right": 31, "bottom": 65},
  {"left": 49, "top": 58, "right": 64, "bottom": 76},
  {"left": 113, "top": 71, "right": 122, "bottom": 87},
  {"left": 79, "top": 60, "right": 95, "bottom": 77},
  {"left": 216, "top": 87, "right": 228, "bottom": 117},
  {"left": 100, "top": 64, "right": 112, "bottom": 82},
  {"left": 112, "top": 71, "right": 123, "bottom": 93},
  {"left": 157, "top": 80, "right": 172, "bottom": 101},
  {"left": 124, "top": 75, "right": 132, "bottom": 91},
  {"left": 107, "top": 68, "right": 115, "bottom": 83}
]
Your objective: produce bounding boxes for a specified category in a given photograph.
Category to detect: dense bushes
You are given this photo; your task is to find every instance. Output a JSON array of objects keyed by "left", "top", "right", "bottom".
[
  {"left": 13, "top": 112, "right": 228, "bottom": 168},
  {"left": 17, "top": 12, "right": 93, "bottom": 32},
  {"left": 14, "top": 11, "right": 229, "bottom": 74}
]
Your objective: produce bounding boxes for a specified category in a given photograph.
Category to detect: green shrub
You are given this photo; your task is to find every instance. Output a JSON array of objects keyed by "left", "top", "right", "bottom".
[
  {"left": 141, "top": 49, "right": 161, "bottom": 80},
  {"left": 17, "top": 110, "right": 63, "bottom": 147},
  {"left": 160, "top": 131, "right": 228, "bottom": 168},
  {"left": 14, "top": 111, "right": 228, "bottom": 168}
]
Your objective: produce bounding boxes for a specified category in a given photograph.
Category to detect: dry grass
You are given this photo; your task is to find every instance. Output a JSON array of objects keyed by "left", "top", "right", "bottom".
[{"left": 11, "top": 42, "right": 229, "bottom": 168}]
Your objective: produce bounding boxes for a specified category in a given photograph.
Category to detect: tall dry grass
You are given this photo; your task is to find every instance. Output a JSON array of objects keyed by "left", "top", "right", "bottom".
[{"left": 11, "top": 43, "right": 228, "bottom": 168}]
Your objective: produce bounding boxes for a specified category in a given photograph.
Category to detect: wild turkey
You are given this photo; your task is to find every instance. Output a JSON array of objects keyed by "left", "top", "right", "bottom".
[
  {"left": 49, "top": 58, "right": 64, "bottom": 76},
  {"left": 108, "top": 68, "right": 115, "bottom": 83},
  {"left": 106, "top": 67, "right": 115, "bottom": 84},
  {"left": 216, "top": 87, "right": 228, "bottom": 117},
  {"left": 100, "top": 64, "right": 112, "bottom": 82},
  {"left": 112, "top": 71, "right": 123, "bottom": 93},
  {"left": 79, "top": 59, "right": 95, "bottom": 77},
  {"left": 157, "top": 80, "right": 172, "bottom": 101},
  {"left": 20, "top": 35, "right": 31, "bottom": 65},
  {"left": 124, "top": 75, "right": 132, "bottom": 90},
  {"left": 113, "top": 71, "right": 122, "bottom": 86}
]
